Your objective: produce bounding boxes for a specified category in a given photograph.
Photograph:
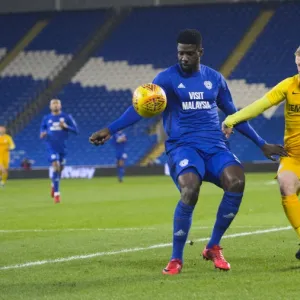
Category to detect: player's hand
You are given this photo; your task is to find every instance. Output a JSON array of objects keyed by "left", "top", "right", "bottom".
[
  {"left": 89, "top": 128, "right": 111, "bottom": 146},
  {"left": 40, "top": 132, "right": 47, "bottom": 139},
  {"left": 261, "top": 143, "right": 288, "bottom": 161},
  {"left": 222, "top": 122, "right": 233, "bottom": 139},
  {"left": 59, "top": 121, "right": 68, "bottom": 129}
]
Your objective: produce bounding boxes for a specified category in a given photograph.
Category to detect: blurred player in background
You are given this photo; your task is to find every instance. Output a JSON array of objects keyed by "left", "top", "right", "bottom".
[
  {"left": 223, "top": 46, "right": 300, "bottom": 259},
  {"left": 90, "top": 29, "right": 286, "bottom": 274},
  {"left": 112, "top": 131, "right": 127, "bottom": 182},
  {"left": 0, "top": 126, "right": 15, "bottom": 187},
  {"left": 40, "top": 99, "right": 78, "bottom": 203}
]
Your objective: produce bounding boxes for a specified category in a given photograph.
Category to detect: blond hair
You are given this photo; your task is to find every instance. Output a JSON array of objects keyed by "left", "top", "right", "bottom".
[{"left": 295, "top": 46, "right": 300, "bottom": 56}]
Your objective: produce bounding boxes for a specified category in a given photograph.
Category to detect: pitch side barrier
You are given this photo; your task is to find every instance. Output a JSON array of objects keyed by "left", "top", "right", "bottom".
[{"left": 8, "top": 162, "right": 278, "bottom": 180}]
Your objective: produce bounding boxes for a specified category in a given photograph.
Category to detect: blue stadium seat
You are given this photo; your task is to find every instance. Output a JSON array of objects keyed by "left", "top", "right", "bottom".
[{"left": 8, "top": 2, "right": 298, "bottom": 167}]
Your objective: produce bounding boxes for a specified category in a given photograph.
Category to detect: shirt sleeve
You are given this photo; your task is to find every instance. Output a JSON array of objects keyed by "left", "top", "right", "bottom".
[
  {"left": 108, "top": 71, "right": 170, "bottom": 135},
  {"left": 107, "top": 106, "right": 142, "bottom": 135},
  {"left": 224, "top": 77, "right": 290, "bottom": 128},
  {"left": 217, "top": 75, "right": 266, "bottom": 147},
  {"left": 152, "top": 71, "right": 170, "bottom": 93}
]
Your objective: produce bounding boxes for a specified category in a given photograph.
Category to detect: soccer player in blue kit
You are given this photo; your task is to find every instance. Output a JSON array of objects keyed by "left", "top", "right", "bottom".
[
  {"left": 40, "top": 99, "right": 78, "bottom": 203},
  {"left": 89, "top": 29, "right": 287, "bottom": 273},
  {"left": 112, "top": 131, "right": 127, "bottom": 182}
]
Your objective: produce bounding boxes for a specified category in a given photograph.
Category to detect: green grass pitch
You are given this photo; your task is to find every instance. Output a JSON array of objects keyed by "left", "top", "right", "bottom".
[{"left": 0, "top": 174, "right": 299, "bottom": 300}]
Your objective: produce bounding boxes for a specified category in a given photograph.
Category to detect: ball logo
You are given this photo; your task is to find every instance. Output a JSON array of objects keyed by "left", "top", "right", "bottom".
[
  {"left": 179, "top": 159, "right": 189, "bottom": 167},
  {"left": 204, "top": 81, "right": 212, "bottom": 90},
  {"left": 141, "top": 97, "right": 166, "bottom": 112}
]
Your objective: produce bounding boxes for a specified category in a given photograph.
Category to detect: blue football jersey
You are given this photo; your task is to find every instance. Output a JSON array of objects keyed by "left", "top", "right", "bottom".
[
  {"left": 112, "top": 131, "right": 127, "bottom": 155},
  {"left": 107, "top": 63, "right": 265, "bottom": 153},
  {"left": 40, "top": 112, "right": 78, "bottom": 153},
  {"left": 153, "top": 64, "right": 233, "bottom": 153}
]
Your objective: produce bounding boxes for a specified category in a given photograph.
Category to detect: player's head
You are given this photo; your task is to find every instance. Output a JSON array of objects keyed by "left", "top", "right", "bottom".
[
  {"left": 0, "top": 126, "right": 6, "bottom": 135},
  {"left": 177, "top": 29, "right": 203, "bottom": 73},
  {"left": 50, "top": 99, "right": 62, "bottom": 114},
  {"left": 295, "top": 46, "right": 300, "bottom": 74}
]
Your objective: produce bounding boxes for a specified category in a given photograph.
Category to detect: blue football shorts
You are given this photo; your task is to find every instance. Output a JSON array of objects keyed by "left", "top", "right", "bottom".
[
  {"left": 48, "top": 151, "right": 66, "bottom": 165},
  {"left": 116, "top": 152, "right": 128, "bottom": 161},
  {"left": 167, "top": 145, "right": 242, "bottom": 190}
]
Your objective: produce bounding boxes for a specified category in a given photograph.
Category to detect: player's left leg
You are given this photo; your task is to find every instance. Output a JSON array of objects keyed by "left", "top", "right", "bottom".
[
  {"left": 51, "top": 160, "right": 61, "bottom": 203},
  {"left": 0, "top": 156, "right": 10, "bottom": 186},
  {"left": 277, "top": 157, "right": 300, "bottom": 259},
  {"left": 117, "top": 159, "right": 125, "bottom": 182},
  {"left": 0, "top": 165, "right": 4, "bottom": 187},
  {"left": 163, "top": 146, "right": 205, "bottom": 275},
  {"left": 203, "top": 151, "right": 244, "bottom": 270},
  {"left": 1, "top": 168, "right": 8, "bottom": 186}
]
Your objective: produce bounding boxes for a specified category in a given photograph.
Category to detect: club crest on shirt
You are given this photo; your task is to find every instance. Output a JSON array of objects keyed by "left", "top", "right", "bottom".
[
  {"left": 204, "top": 81, "right": 212, "bottom": 90},
  {"left": 179, "top": 159, "right": 189, "bottom": 167}
]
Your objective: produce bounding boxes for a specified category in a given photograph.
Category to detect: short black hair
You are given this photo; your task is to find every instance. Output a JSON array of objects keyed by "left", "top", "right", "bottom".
[{"left": 177, "top": 29, "right": 202, "bottom": 47}]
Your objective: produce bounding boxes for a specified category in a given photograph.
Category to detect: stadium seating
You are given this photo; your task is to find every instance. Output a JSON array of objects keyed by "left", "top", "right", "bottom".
[
  {"left": 0, "top": 11, "right": 106, "bottom": 127},
  {"left": 0, "top": 13, "right": 39, "bottom": 53},
  {"left": 6, "top": 2, "right": 300, "bottom": 167},
  {"left": 224, "top": 2, "right": 300, "bottom": 162}
]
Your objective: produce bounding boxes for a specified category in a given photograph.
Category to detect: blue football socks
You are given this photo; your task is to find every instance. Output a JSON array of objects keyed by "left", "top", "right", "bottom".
[
  {"left": 207, "top": 191, "right": 243, "bottom": 248},
  {"left": 171, "top": 200, "right": 195, "bottom": 262},
  {"left": 52, "top": 171, "right": 60, "bottom": 194}
]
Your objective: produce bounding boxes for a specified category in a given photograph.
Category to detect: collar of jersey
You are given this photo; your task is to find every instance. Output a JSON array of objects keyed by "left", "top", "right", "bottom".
[{"left": 178, "top": 63, "right": 201, "bottom": 77}]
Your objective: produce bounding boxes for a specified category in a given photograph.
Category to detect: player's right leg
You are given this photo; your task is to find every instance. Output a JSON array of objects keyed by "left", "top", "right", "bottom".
[
  {"left": 162, "top": 147, "right": 204, "bottom": 275},
  {"left": 117, "top": 158, "right": 125, "bottom": 182},
  {"left": 202, "top": 150, "right": 245, "bottom": 270},
  {"left": 0, "top": 155, "right": 9, "bottom": 187},
  {"left": 277, "top": 157, "right": 300, "bottom": 259},
  {"left": 0, "top": 164, "right": 4, "bottom": 187},
  {"left": 51, "top": 160, "right": 61, "bottom": 203},
  {"left": 49, "top": 152, "right": 61, "bottom": 203}
]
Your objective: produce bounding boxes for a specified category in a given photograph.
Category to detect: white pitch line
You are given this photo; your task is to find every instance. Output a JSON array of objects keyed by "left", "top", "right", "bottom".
[
  {"left": 0, "top": 228, "right": 156, "bottom": 233},
  {"left": 0, "top": 225, "right": 278, "bottom": 234},
  {"left": 0, "top": 226, "right": 291, "bottom": 271}
]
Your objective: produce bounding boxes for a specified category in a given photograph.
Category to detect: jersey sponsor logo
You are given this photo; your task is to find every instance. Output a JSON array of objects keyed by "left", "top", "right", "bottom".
[
  {"left": 204, "top": 81, "right": 212, "bottom": 90},
  {"left": 182, "top": 101, "right": 211, "bottom": 110},
  {"left": 179, "top": 159, "right": 189, "bottom": 167},
  {"left": 178, "top": 83, "right": 186, "bottom": 88},
  {"left": 189, "top": 92, "right": 204, "bottom": 100},
  {"left": 50, "top": 122, "right": 63, "bottom": 131},
  {"left": 288, "top": 104, "right": 300, "bottom": 112}
]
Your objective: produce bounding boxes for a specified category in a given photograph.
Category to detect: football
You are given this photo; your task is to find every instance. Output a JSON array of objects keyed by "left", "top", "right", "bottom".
[{"left": 132, "top": 83, "right": 167, "bottom": 118}]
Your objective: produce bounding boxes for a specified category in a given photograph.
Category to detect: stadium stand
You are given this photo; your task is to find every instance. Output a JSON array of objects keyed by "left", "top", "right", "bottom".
[
  {"left": 4, "top": 2, "right": 299, "bottom": 167},
  {"left": 24, "top": 3, "right": 260, "bottom": 167},
  {"left": 226, "top": 2, "right": 299, "bottom": 161},
  {"left": 0, "top": 11, "right": 106, "bottom": 127}
]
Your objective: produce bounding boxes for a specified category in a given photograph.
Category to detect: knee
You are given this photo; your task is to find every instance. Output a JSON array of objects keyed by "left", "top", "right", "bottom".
[
  {"left": 224, "top": 176, "right": 245, "bottom": 193},
  {"left": 278, "top": 173, "right": 297, "bottom": 196},
  {"left": 52, "top": 162, "right": 60, "bottom": 172},
  {"left": 181, "top": 182, "right": 200, "bottom": 206}
]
